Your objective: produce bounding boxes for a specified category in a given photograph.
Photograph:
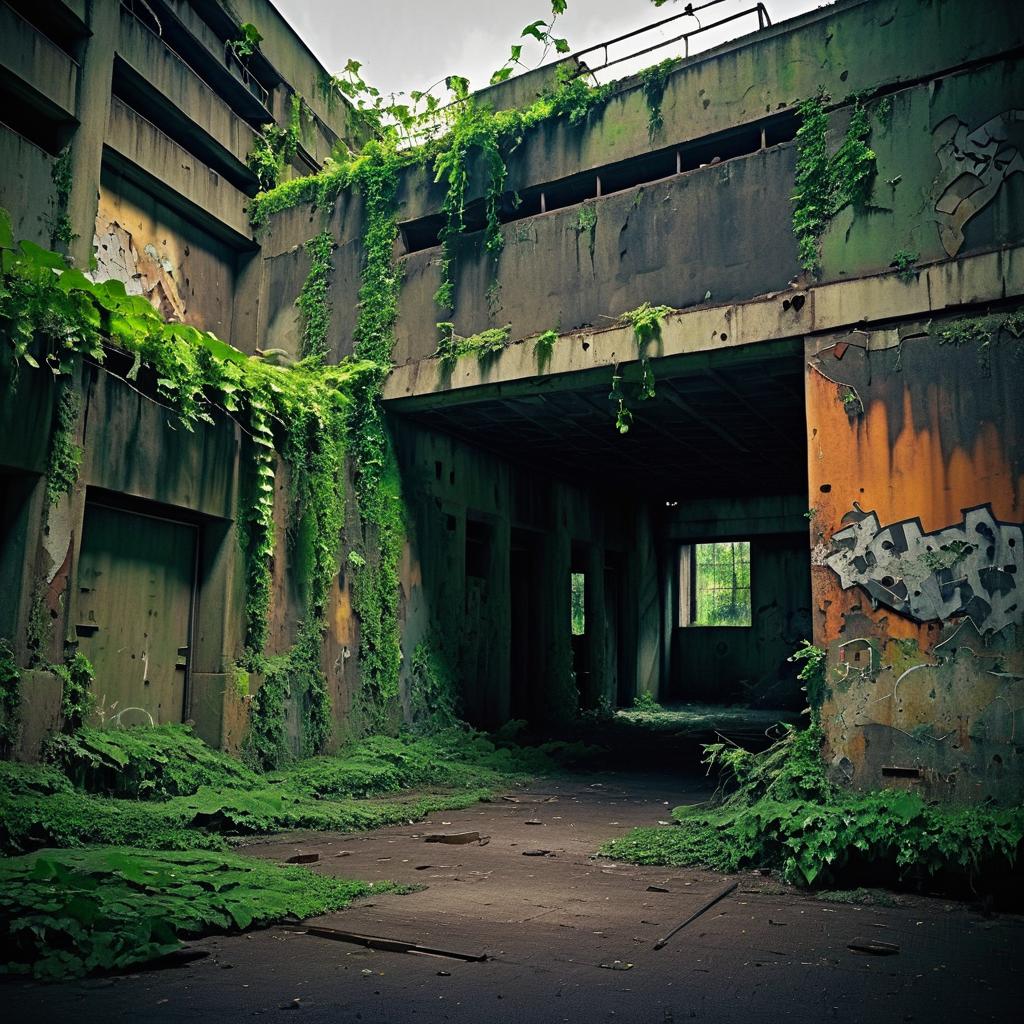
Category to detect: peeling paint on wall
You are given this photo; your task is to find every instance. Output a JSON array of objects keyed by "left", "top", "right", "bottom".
[
  {"left": 92, "top": 218, "right": 187, "bottom": 321},
  {"left": 932, "top": 109, "right": 1024, "bottom": 257},
  {"left": 825, "top": 504, "right": 1023, "bottom": 633}
]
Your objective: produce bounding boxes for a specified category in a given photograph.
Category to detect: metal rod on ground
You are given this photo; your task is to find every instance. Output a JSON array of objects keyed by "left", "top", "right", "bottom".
[
  {"left": 305, "top": 925, "right": 487, "bottom": 962},
  {"left": 652, "top": 880, "right": 738, "bottom": 950}
]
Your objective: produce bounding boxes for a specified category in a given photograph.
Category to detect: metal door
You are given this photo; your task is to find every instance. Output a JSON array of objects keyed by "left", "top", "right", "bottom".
[{"left": 76, "top": 503, "right": 196, "bottom": 725}]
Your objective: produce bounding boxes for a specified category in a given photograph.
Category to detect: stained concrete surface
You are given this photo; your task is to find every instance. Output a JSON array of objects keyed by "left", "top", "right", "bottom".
[{"left": 5, "top": 773, "right": 1021, "bottom": 1022}]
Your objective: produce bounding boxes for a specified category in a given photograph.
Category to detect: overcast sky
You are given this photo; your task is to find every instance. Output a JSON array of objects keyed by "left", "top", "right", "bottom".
[{"left": 273, "top": 0, "right": 831, "bottom": 99}]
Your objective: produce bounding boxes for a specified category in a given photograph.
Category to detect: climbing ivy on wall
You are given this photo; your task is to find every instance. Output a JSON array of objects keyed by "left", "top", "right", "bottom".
[
  {"left": 791, "top": 93, "right": 876, "bottom": 272},
  {"left": 0, "top": 638, "right": 20, "bottom": 757},
  {"left": 0, "top": 207, "right": 370, "bottom": 758},
  {"left": 609, "top": 302, "right": 671, "bottom": 433},
  {"left": 46, "top": 147, "right": 75, "bottom": 252},
  {"left": 638, "top": 57, "right": 680, "bottom": 139},
  {"left": 295, "top": 229, "right": 334, "bottom": 359},
  {"left": 45, "top": 384, "right": 83, "bottom": 505}
]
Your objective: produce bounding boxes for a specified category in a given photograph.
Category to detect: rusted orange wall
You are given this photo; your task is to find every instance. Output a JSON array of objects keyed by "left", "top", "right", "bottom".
[{"left": 804, "top": 321, "right": 1024, "bottom": 804}]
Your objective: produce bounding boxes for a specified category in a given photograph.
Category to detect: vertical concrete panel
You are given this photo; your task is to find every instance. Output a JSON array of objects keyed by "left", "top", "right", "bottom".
[{"left": 804, "top": 326, "right": 1024, "bottom": 803}]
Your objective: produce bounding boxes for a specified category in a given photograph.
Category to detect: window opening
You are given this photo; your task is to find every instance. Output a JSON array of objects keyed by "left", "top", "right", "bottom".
[
  {"left": 680, "top": 541, "right": 751, "bottom": 626},
  {"left": 571, "top": 572, "right": 586, "bottom": 635}
]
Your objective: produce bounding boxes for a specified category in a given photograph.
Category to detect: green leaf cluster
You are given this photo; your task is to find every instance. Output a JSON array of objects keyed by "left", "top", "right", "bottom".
[
  {"left": 791, "top": 94, "right": 876, "bottom": 272},
  {"left": 0, "top": 638, "right": 20, "bottom": 756},
  {"left": 433, "top": 321, "right": 511, "bottom": 368}
]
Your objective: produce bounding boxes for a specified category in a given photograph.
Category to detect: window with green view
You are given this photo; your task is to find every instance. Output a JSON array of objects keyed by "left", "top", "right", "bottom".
[{"left": 680, "top": 541, "right": 752, "bottom": 627}]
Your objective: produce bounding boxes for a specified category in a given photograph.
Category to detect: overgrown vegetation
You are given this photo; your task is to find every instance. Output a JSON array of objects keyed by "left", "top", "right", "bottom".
[
  {"left": 0, "top": 208, "right": 369, "bottom": 755},
  {"left": 296, "top": 229, "right": 335, "bottom": 358},
  {"left": 0, "top": 639, "right": 20, "bottom": 757},
  {"left": 791, "top": 93, "right": 876, "bottom": 272},
  {"left": 638, "top": 57, "right": 680, "bottom": 139},
  {"left": 434, "top": 321, "right": 511, "bottom": 367},
  {"left": 44, "top": 384, "right": 82, "bottom": 505},
  {"left": 788, "top": 640, "right": 828, "bottom": 721},
  {"left": 602, "top": 724, "right": 1024, "bottom": 888},
  {"left": 533, "top": 327, "right": 559, "bottom": 369},
  {"left": 247, "top": 94, "right": 309, "bottom": 191},
  {"left": 0, "top": 847, "right": 383, "bottom": 980},
  {"left": 935, "top": 309, "right": 1024, "bottom": 374},
  {"left": 0, "top": 725, "right": 566, "bottom": 858},
  {"left": 608, "top": 302, "right": 671, "bottom": 432}
]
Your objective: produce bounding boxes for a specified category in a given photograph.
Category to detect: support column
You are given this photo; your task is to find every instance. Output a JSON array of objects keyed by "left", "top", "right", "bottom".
[{"left": 65, "top": 0, "right": 119, "bottom": 268}]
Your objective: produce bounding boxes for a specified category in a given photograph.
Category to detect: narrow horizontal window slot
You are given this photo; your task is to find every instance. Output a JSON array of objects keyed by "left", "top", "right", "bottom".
[{"left": 398, "top": 109, "right": 797, "bottom": 255}]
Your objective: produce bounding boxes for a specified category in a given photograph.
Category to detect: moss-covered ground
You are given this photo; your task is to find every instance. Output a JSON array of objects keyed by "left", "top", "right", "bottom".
[{"left": 0, "top": 726, "right": 573, "bottom": 979}]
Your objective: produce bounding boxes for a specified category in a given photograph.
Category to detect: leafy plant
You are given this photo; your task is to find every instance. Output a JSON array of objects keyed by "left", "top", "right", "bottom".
[
  {"left": 296, "top": 229, "right": 335, "bottom": 358},
  {"left": 632, "top": 691, "right": 662, "bottom": 713},
  {"left": 788, "top": 640, "right": 828, "bottom": 719},
  {"left": 490, "top": 2, "right": 571, "bottom": 86},
  {"left": 601, "top": 725, "right": 1024, "bottom": 888},
  {"left": 890, "top": 248, "right": 919, "bottom": 282},
  {"left": 791, "top": 93, "right": 876, "bottom": 272},
  {"left": 53, "top": 652, "right": 95, "bottom": 733},
  {"left": 227, "top": 22, "right": 263, "bottom": 60},
  {"left": 0, "top": 638, "right": 20, "bottom": 756},
  {"left": 533, "top": 328, "right": 558, "bottom": 369}
]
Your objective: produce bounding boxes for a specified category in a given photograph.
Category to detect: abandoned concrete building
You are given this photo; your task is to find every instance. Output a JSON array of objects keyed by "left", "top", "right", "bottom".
[{"left": 1, "top": 0, "right": 1022, "bottom": 802}]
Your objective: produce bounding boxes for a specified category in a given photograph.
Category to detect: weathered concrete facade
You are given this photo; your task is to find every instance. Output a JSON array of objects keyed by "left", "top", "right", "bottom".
[{"left": 2, "top": 0, "right": 1022, "bottom": 803}]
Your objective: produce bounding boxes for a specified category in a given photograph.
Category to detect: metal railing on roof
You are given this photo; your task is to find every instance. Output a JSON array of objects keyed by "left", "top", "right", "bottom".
[{"left": 573, "top": 0, "right": 772, "bottom": 79}]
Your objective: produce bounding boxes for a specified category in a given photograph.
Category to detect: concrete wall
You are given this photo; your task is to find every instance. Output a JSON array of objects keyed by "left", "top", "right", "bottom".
[
  {"left": 805, "top": 310, "right": 1024, "bottom": 804},
  {"left": 393, "top": 419, "right": 649, "bottom": 727},
  {"left": 665, "top": 496, "right": 810, "bottom": 707}
]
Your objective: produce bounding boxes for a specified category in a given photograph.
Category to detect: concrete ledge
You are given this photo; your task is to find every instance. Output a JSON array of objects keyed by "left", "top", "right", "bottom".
[
  {"left": 0, "top": 4, "right": 77, "bottom": 120},
  {"left": 104, "top": 97, "right": 254, "bottom": 245},
  {"left": 384, "top": 244, "right": 1024, "bottom": 408},
  {"left": 116, "top": 9, "right": 258, "bottom": 186}
]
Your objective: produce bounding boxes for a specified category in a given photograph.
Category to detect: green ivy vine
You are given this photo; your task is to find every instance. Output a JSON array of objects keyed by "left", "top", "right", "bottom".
[
  {"left": 0, "top": 206, "right": 371, "bottom": 760},
  {"left": 0, "top": 638, "right": 20, "bottom": 756},
  {"left": 791, "top": 93, "right": 876, "bottom": 272},
  {"left": 609, "top": 302, "right": 671, "bottom": 433},
  {"left": 296, "top": 229, "right": 334, "bottom": 359},
  {"left": 45, "top": 384, "right": 83, "bottom": 506},
  {"left": 638, "top": 57, "right": 680, "bottom": 139}
]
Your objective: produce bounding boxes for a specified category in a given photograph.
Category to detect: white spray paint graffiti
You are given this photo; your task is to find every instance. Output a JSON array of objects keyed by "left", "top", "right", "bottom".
[{"left": 825, "top": 504, "right": 1022, "bottom": 632}]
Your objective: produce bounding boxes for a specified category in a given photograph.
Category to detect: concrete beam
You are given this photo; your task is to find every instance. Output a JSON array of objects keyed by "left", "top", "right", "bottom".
[
  {"left": 0, "top": 4, "right": 77, "bottom": 120},
  {"left": 104, "top": 97, "right": 254, "bottom": 245},
  {"left": 384, "top": 244, "right": 1024, "bottom": 408},
  {"left": 116, "top": 8, "right": 258, "bottom": 189}
]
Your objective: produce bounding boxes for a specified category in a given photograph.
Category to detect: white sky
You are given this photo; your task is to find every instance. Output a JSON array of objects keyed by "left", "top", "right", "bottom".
[{"left": 273, "top": 0, "right": 832, "bottom": 99}]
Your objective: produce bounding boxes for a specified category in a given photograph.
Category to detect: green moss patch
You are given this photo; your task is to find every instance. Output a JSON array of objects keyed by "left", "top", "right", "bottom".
[{"left": 0, "top": 847, "right": 384, "bottom": 980}]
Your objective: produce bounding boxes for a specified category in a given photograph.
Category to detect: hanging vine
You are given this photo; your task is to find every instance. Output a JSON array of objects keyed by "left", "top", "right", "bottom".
[{"left": 791, "top": 93, "right": 877, "bottom": 272}]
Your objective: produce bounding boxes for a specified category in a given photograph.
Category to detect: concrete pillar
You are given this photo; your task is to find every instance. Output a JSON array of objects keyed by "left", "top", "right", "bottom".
[
  {"left": 65, "top": 0, "right": 119, "bottom": 267},
  {"left": 634, "top": 503, "right": 662, "bottom": 699},
  {"left": 585, "top": 541, "right": 607, "bottom": 709}
]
